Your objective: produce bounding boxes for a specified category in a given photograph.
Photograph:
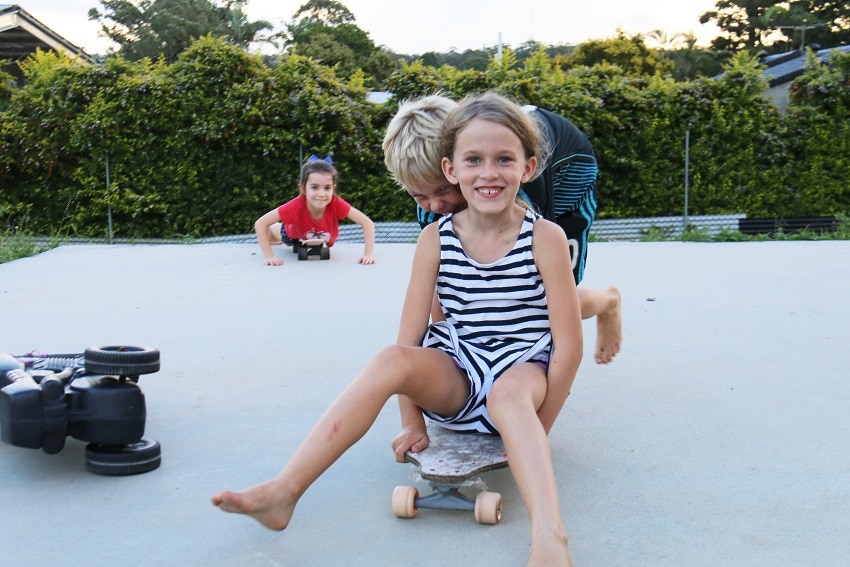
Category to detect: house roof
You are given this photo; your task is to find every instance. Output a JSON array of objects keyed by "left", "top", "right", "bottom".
[
  {"left": 0, "top": 4, "right": 93, "bottom": 64},
  {"left": 759, "top": 44, "right": 850, "bottom": 87}
]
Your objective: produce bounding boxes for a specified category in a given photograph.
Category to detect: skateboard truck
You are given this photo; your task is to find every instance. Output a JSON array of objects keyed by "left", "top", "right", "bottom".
[{"left": 393, "top": 484, "right": 503, "bottom": 524}]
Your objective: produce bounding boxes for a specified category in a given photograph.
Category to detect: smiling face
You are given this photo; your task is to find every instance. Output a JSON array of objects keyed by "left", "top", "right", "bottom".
[
  {"left": 300, "top": 171, "right": 335, "bottom": 214},
  {"left": 405, "top": 180, "right": 467, "bottom": 215},
  {"left": 440, "top": 118, "right": 537, "bottom": 216}
]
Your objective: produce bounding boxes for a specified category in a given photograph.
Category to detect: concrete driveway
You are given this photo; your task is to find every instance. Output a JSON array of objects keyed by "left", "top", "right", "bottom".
[{"left": 1, "top": 240, "right": 848, "bottom": 566}]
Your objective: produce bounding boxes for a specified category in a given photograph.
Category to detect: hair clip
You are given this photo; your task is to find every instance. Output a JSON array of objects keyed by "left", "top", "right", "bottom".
[{"left": 307, "top": 154, "right": 334, "bottom": 164}]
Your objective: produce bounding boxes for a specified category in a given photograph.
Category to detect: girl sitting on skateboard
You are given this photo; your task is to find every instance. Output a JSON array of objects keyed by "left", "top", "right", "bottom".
[
  {"left": 253, "top": 156, "right": 376, "bottom": 265},
  {"left": 213, "top": 92, "right": 582, "bottom": 567}
]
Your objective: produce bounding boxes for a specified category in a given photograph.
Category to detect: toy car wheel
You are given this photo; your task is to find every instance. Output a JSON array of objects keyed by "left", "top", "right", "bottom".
[
  {"left": 391, "top": 485, "right": 418, "bottom": 518},
  {"left": 297, "top": 246, "right": 308, "bottom": 261},
  {"left": 86, "top": 438, "right": 161, "bottom": 476},
  {"left": 84, "top": 345, "right": 160, "bottom": 376},
  {"left": 473, "top": 491, "right": 502, "bottom": 524},
  {"left": 320, "top": 247, "right": 330, "bottom": 260}
]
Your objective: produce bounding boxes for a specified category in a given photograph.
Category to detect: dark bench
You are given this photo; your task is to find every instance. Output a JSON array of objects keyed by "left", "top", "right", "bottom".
[{"left": 738, "top": 217, "right": 837, "bottom": 235}]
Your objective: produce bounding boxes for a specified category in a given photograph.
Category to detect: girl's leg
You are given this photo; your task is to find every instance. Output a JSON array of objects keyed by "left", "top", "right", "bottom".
[
  {"left": 211, "top": 345, "right": 468, "bottom": 530},
  {"left": 487, "top": 364, "right": 573, "bottom": 567},
  {"left": 268, "top": 222, "right": 283, "bottom": 245}
]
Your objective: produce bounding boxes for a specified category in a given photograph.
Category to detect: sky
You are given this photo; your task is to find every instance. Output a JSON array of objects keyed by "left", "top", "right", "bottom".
[{"left": 18, "top": 0, "right": 722, "bottom": 56}]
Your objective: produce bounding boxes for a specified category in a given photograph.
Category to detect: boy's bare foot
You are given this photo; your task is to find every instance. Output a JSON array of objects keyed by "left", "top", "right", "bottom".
[
  {"left": 211, "top": 480, "right": 297, "bottom": 531},
  {"left": 595, "top": 286, "right": 622, "bottom": 364}
]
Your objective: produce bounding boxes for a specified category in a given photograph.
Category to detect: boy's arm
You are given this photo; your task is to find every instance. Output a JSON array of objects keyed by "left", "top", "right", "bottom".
[
  {"left": 392, "top": 224, "right": 441, "bottom": 459},
  {"left": 254, "top": 209, "right": 283, "bottom": 266},
  {"left": 533, "top": 220, "right": 583, "bottom": 434},
  {"left": 346, "top": 207, "right": 376, "bottom": 264}
]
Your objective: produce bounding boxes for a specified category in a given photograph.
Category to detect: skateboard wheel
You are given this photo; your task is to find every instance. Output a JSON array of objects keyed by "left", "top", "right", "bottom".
[
  {"left": 320, "top": 247, "right": 330, "bottom": 260},
  {"left": 297, "top": 246, "right": 308, "bottom": 260},
  {"left": 391, "top": 485, "right": 418, "bottom": 519},
  {"left": 473, "top": 491, "right": 502, "bottom": 525}
]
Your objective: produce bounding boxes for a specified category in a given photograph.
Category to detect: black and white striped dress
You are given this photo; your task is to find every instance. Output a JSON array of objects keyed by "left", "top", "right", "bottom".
[{"left": 422, "top": 209, "right": 552, "bottom": 434}]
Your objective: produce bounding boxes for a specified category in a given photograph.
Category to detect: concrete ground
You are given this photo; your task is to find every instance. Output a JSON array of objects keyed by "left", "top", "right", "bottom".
[{"left": 0, "top": 240, "right": 848, "bottom": 567}]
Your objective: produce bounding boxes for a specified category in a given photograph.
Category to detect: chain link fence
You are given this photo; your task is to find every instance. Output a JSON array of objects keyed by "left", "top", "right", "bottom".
[
  {"left": 335, "top": 214, "right": 747, "bottom": 244},
  {"left": 26, "top": 214, "right": 748, "bottom": 246}
]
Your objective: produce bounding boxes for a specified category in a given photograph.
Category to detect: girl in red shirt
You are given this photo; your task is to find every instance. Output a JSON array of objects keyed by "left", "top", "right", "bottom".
[{"left": 254, "top": 157, "right": 376, "bottom": 266}]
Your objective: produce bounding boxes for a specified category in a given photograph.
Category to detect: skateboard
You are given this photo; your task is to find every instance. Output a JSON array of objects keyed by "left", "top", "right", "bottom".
[
  {"left": 293, "top": 238, "right": 330, "bottom": 260},
  {"left": 392, "top": 423, "right": 508, "bottom": 524}
]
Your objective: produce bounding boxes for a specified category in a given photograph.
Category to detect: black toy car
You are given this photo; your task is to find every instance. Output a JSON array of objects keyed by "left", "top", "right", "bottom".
[{"left": 0, "top": 345, "right": 161, "bottom": 475}]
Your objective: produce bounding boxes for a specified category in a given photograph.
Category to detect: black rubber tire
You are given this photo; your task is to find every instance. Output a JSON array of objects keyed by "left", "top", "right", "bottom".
[
  {"left": 84, "top": 346, "right": 160, "bottom": 376},
  {"left": 297, "top": 246, "right": 308, "bottom": 260},
  {"left": 320, "top": 247, "right": 330, "bottom": 260},
  {"left": 85, "top": 438, "right": 162, "bottom": 476}
]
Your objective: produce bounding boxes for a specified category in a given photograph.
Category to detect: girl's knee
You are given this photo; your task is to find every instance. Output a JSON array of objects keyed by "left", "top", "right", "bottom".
[
  {"left": 488, "top": 376, "right": 525, "bottom": 411},
  {"left": 374, "top": 344, "right": 419, "bottom": 376},
  {"left": 375, "top": 344, "right": 407, "bottom": 363},
  {"left": 488, "top": 367, "right": 546, "bottom": 411}
]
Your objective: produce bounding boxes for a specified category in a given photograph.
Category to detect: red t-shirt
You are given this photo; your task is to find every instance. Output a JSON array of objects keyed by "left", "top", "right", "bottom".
[{"left": 277, "top": 195, "right": 352, "bottom": 246}]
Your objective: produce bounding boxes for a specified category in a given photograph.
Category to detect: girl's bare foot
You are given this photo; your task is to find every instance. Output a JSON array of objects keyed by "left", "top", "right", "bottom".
[
  {"left": 528, "top": 528, "right": 573, "bottom": 567},
  {"left": 595, "top": 286, "right": 622, "bottom": 364},
  {"left": 211, "top": 480, "right": 297, "bottom": 531}
]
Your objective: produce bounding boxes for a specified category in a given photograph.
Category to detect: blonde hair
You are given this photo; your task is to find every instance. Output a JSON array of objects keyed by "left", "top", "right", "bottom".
[
  {"left": 441, "top": 92, "right": 549, "bottom": 182},
  {"left": 382, "top": 95, "right": 457, "bottom": 191}
]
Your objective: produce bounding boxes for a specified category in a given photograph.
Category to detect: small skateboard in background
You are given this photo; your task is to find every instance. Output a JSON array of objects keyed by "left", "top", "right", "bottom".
[
  {"left": 392, "top": 423, "right": 507, "bottom": 524},
  {"left": 293, "top": 238, "right": 329, "bottom": 260}
]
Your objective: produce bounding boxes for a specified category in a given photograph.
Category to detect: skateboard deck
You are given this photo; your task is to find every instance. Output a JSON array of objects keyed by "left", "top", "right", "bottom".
[
  {"left": 405, "top": 424, "right": 507, "bottom": 483},
  {"left": 392, "top": 423, "right": 508, "bottom": 524}
]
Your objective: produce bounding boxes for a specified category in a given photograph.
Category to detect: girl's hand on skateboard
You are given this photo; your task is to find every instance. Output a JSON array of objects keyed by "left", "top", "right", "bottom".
[{"left": 391, "top": 426, "right": 430, "bottom": 462}]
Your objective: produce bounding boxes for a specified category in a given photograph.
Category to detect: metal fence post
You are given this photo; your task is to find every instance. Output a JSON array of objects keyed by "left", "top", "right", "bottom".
[
  {"left": 106, "top": 152, "right": 113, "bottom": 244},
  {"left": 683, "top": 130, "right": 690, "bottom": 238}
]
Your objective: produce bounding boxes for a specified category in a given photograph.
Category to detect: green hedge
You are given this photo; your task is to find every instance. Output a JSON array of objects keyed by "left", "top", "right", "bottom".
[{"left": 2, "top": 39, "right": 848, "bottom": 238}]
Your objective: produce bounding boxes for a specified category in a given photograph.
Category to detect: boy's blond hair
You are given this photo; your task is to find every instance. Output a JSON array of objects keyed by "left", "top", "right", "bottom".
[{"left": 382, "top": 95, "right": 457, "bottom": 191}]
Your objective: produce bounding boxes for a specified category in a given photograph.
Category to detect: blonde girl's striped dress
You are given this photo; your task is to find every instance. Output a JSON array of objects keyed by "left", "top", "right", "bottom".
[{"left": 422, "top": 209, "right": 552, "bottom": 434}]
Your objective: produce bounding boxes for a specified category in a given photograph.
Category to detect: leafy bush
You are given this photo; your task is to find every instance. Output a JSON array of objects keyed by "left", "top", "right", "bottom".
[{"left": 1, "top": 40, "right": 848, "bottom": 239}]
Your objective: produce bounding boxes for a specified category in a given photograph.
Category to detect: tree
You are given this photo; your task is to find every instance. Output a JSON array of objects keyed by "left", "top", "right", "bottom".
[
  {"left": 88, "top": 0, "right": 271, "bottom": 62},
  {"left": 699, "top": 0, "right": 771, "bottom": 51},
  {"left": 284, "top": 1, "right": 397, "bottom": 87},
  {"left": 701, "top": 0, "right": 850, "bottom": 53},
  {"left": 771, "top": 1, "right": 850, "bottom": 50},
  {"left": 783, "top": 50, "right": 850, "bottom": 215},
  {"left": 558, "top": 32, "right": 673, "bottom": 77},
  {"left": 652, "top": 33, "right": 728, "bottom": 80},
  {"left": 643, "top": 29, "right": 690, "bottom": 51},
  {"left": 0, "top": 66, "right": 14, "bottom": 112},
  {"left": 291, "top": 0, "right": 355, "bottom": 25}
]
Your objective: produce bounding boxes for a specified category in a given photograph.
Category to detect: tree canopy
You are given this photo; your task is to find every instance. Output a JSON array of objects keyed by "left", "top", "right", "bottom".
[
  {"left": 283, "top": 0, "right": 393, "bottom": 87},
  {"left": 557, "top": 32, "right": 674, "bottom": 77},
  {"left": 700, "top": 0, "right": 850, "bottom": 53},
  {"left": 291, "top": 0, "right": 356, "bottom": 25},
  {"left": 88, "top": 0, "right": 272, "bottom": 62}
]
